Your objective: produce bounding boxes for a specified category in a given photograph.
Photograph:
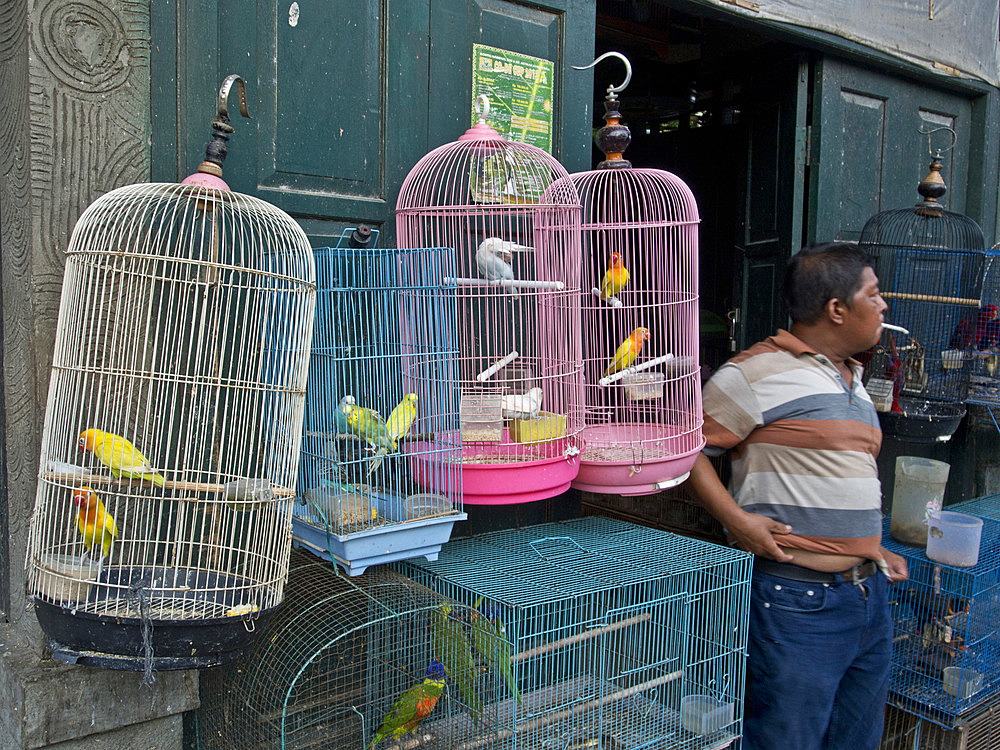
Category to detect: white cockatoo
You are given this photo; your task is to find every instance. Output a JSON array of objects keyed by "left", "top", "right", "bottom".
[
  {"left": 475, "top": 238, "right": 530, "bottom": 296},
  {"left": 501, "top": 387, "right": 544, "bottom": 419}
]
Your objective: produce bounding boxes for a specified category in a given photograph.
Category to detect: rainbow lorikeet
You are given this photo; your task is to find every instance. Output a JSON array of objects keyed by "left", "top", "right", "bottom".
[{"left": 367, "top": 661, "right": 445, "bottom": 749}]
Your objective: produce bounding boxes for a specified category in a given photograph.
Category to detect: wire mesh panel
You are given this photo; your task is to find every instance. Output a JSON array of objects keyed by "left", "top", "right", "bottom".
[
  {"left": 395, "top": 96, "right": 584, "bottom": 505},
  {"left": 965, "top": 249, "right": 1000, "bottom": 408},
  {"left": 395, "top": 516, "right": 752, "bottom": 749},
  {"left": 293, "top": 230, "right": 466, "bottom": 575},
  {"left": 882, "top": 516, "right": 1000, "bottom": 727},
  {"left": 194, "top": 548, "right": 527, "bottom": 750},
  {"left": 24, "top": 182, "right": 316, "bottom": 669},
  {"left": 860, "top": 155, "right": 986, "bottom": 442},
  {"left": 552, "top": 59, "right": 702, "bottom": 496}
]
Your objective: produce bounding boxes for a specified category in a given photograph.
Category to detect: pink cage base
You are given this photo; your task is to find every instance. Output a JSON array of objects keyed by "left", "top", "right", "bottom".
[
  {"left": 572, "top": 423, "right": 705, "bottom": 496},
  {"left": 409, "top": 430, "right": 581, "bottom": 505}
]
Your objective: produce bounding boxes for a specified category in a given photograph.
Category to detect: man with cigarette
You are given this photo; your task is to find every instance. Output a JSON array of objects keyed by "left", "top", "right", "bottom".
[{"left": 687, "top": 242, "right": 908, "bottom": 749}]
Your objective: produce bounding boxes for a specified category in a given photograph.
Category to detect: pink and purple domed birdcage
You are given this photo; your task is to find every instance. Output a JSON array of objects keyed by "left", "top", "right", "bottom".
[
  {"left": 395, "top": 96, "right": 583, "bottom": 505},
  {"left": 552, "top": 53, "right": 704, "bottom": 495}
]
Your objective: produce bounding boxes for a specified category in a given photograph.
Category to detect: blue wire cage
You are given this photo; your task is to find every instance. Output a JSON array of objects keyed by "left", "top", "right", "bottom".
[
  {"left": 882, "top": 514, "right": 1000, "bottom": 727},
  {"left": 965, "top": 248, "right": 1000, "bottom": 412},
  {"left": 293, "top": 229, "right": 466, "bottom": 575},
  {"left": 394, "top": 516, "right": 753, "bottom": 749}
]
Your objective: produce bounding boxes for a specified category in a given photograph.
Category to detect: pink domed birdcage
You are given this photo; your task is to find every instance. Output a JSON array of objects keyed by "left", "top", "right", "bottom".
[
  {"left": 556, "top": 53, "right": 704, "bottom": 495},
  {"left": 395, "top": 96, "right": 583, "bottom": 505}
]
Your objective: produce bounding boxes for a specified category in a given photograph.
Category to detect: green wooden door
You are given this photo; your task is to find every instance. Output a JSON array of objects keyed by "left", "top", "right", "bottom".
[
  {"left": 732, "top": 57, "right": 809, "bottom": 349},
  {"left": 152, "top": 0, "right": 595, "bottom": 247},
  {"left": 808, "top": 57, "right": 974, "bottom": 244}
]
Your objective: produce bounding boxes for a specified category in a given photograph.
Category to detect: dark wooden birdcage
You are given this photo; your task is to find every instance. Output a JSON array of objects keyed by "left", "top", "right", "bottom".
[{"left": 860, "top": 147, "right": 987, "bottom": 443}]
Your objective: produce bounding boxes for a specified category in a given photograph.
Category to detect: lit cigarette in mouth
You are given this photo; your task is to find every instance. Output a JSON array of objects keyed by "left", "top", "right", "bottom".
[{"left": 881, "top": 323, "right": 910, "bottom": 335}]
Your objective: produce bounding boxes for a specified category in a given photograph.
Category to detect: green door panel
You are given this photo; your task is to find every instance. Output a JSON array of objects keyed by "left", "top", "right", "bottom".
[
  {"left": 152, "top": 0, "right": 596, "bottom": 246},
  {"left": 733, "top": 58, "right": 809, "bottom": 349},
  {"left": 809, "top": 57, "right": 975, "bottom": 244},
  {"left": 429, "top": 0, "right": 595, "bottom": 172}
]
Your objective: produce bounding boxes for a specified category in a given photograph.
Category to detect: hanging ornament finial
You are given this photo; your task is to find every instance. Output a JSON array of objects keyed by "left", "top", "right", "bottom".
[{"left": 573, "top": 52, "right": 633, "bottom": 169}]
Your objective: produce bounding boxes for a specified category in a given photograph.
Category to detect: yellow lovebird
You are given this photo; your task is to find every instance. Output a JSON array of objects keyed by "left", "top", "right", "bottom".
[
  {"left": 603, "top": 326, "right": 650, "bottom": 377},
  {"left": 74, "top": 486, "right": 118, "bottom": 560},
  {"left": 600, "top": 251, "right": 630, "bottom": 300},
  {"left": 368, "top": 393, "right": 418, "bottom": 474},
  {"left": 78, "top": 428, "right": 166, "bottom": 487}
]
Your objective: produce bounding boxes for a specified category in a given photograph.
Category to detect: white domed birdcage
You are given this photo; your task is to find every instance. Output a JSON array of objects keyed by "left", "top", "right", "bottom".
[
  {"left": 24, "top": 76, "right": 316, "bottom": 671},
  {"left": 395, "top": 96, "right": 583, "bottom": 505},
  {"left": 554, "top": 53, "right": 704, "bottom": 495}
]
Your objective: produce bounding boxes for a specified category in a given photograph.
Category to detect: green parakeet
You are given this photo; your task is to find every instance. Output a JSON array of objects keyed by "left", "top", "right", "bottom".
[
  {"left": 432, "top": 604, "right": 482, "bottom": 720},
  {"left": 368, "top": 661, "right": 445, "bottom": 749},
  {"left": 470, "top": 598, "right": 521, "bottom": 704}
]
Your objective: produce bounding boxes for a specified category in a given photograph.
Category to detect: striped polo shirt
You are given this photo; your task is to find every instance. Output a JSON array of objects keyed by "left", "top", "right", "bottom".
[{"left": 702, "top": 330, "right": 883, "bottom": 559}]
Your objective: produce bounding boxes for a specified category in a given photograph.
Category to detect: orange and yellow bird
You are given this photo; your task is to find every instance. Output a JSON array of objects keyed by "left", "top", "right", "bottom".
[
  {"left": 603, "top": 326, "right": 650, "bottom": 377},
  {"left": 74, "top": 486, "right": 118, "bottom": 560},
  {"left": 599, "top": 251, "right": 630, "bottom": 300},
  {"left": 79, "top": 428, "right": 166, "bottom": 487}
]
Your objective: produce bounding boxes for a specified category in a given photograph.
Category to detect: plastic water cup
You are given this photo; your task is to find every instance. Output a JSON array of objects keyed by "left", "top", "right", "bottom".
[
  {"left": 926, "top": 511, "right": 984, "bottom": 567},
  {"left": 680, "top": 694, "right": 734, "bottom": 735}
]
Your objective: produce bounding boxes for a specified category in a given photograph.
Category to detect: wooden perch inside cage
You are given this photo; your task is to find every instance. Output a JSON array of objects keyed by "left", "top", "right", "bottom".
[
  {"left": 513, "top": 612, "right": 652, "bottom": 662},
  {"left": 881, "top": 291, "right": 982, "bottom": 307},
  {"left": 42, "top": 471, "right": 294, "bottom": 498}
]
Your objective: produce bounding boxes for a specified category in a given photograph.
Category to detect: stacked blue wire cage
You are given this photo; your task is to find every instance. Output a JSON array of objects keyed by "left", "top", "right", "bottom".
[
  {"left": 882, "top": 514, "right": 1000, "bottom": 727},
  {"left": 293, "top": 228, "right": 467, "bottom": 575},
  {"left": 964, "top": 247, "right": 1000, "bottom": 419},
  {"left": 394, "top": 516, "right": 753, "bottom": 749}
]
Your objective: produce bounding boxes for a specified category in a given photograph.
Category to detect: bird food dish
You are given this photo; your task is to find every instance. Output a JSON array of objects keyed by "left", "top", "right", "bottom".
[
  {"left": 680, "top": 694, "right": 734, "bottom": 735},
  {"left": 508, "top": 411, "right": 567, "bottom": 444},
  {"left": 33, "top": 553, "right": 102, "bottom": 605},
  {"left": 623, "top": 371, "right": 665, "bottom": 401}
]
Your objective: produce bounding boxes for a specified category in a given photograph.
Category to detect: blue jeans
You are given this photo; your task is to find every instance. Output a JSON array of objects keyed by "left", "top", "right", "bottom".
[{"left": 742, "top": 570, "right": 892, "bottom": 750}]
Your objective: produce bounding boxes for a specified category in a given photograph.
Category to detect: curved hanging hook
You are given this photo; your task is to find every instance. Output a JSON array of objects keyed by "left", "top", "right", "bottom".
[
  {"left": 474, "top": 93, "right": 491, "bottom": 122},
  {"left": 572, "top": 51, "right": 632, "bottom": 99},
  {"left": 917, "top": 124, "right": 957, "bottom": 158},
  {"left": 217, "top": 73, "right": 251, "bottom": 124}
]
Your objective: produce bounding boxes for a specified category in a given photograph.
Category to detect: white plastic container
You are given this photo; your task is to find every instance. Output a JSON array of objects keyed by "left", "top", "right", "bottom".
[
  {"left": 889, "top": 456, "right": 950, "bottom": 546},
  {"left": 33, "top": 553, "right": 102, "bottom": 605},
  {"left": 926, "top": 511, "right": 983, "bottom": 567},
  {"left": 943, "top": 666, "right": 983, "bottom": 698},
  {"left": 459, "top": 392, "right": 503, "bottom": 442},
  {"left": 941, "top": 350, "right": 965, "bottom": 370},
  {"left": 623, "top": 371, "right": 665, "bottom": 402},
  {"left": 680, "top": 694, "right": 734, "bottom": 735}
]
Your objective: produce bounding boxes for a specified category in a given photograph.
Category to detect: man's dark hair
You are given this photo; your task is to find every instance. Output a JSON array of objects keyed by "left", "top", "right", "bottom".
[{"left": 784, "top": 242, "right": 875, "bottom": 324}]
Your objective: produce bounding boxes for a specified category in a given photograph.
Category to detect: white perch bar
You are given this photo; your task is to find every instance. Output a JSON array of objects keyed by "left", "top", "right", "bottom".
[
  {"left": 445, "top": 277, "right": 565, "bottom": 292},
  {"left": 477, "top": 350, "right": 520, "bottom": 382},
  {"left": 590, "top": 287, "right": 623, "bottom": 308},
  {"left": 599, "top": 353, "right": 676, "bottom": 387},
  {"left": 881, "top": 322, "right": 910, "bottom": 336}
]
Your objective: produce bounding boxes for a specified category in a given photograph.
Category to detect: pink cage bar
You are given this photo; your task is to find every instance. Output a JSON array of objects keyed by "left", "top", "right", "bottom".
[
  {"left": 558, "top": 53, "right": 704, "bottom": 495},
  {"left": 395, "top": 96, "right": 584, "bottom": 505}
]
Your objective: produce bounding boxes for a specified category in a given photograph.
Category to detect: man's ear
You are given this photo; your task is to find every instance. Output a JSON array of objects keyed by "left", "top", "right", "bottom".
[{"left": 826, "top": 297, "right": 847, "bottom": 325}]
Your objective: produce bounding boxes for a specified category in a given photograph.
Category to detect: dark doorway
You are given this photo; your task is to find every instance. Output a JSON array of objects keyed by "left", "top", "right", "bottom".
[{"left": 592, "top": 1, "right": 808, "bottom": 369}]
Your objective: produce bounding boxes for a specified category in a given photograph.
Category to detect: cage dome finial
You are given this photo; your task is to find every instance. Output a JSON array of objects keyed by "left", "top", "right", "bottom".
[{"left": 574, "top": 52, "right": 633, "bottom": 169}]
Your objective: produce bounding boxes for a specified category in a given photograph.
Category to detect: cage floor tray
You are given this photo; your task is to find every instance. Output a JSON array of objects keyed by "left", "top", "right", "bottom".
[
  {"left": 32, "top": 565, "right": 273, "bottom": 670},
  {"left": 574, "top": 425, "right": 705, "bottom": 496},
  {"left": 292, "top": 510, "right": 466, "bottom": 576},
  {"left": 410, "top": 430, "right": 580, "bottom": 505},
  {"left": 376, "top": 673, "right": 736, "bottom": 750}
]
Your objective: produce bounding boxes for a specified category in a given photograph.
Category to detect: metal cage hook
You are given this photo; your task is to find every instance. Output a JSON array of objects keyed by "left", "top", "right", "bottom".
[
  {"left": 573, "top": 51, "right": 632, "bottom": 99},
  {"left": 474, "top": 93, "right": 491, "bottom": 123},
  {"left": 217, "top": 74, "right": 251, "bottom": 124},
  {"left": 918, "top": 124, "right": 956, "bottom": 158}
]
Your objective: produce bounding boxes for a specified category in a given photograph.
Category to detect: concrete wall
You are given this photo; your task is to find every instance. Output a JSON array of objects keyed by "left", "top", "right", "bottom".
[{"left": 0, "top": 1, "right": 197, "bottom": 746}]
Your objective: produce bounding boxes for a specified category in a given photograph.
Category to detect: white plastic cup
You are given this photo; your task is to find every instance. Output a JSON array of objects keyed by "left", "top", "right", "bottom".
[{"left": 926, "top": 511, "right": 984, "bottom": 567}]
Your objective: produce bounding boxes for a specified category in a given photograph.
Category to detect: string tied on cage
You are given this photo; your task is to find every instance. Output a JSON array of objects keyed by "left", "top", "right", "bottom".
[{"left": 127, "top": 580, "right": 156, "bottom": 685}]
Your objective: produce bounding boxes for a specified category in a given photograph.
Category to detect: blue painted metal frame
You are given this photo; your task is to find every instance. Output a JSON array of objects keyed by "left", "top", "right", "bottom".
[
  {"left": 882, "top": 514, "right": 1000, "bottom": 727},
  {"left": 292, "top": 228, "right": 466, "bottom": 575}
]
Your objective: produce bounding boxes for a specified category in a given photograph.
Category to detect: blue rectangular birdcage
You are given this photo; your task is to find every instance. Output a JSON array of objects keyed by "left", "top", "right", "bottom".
[
  {"left": 882, "top": 515, "right": 1000, "bottom": 727},
  {"left": 393, "top": 516, "right": 752, "bottom": 749},
  {"left": 964, "top": 249, "right": 1000, "bottom": 410},
  {"left": 293, "top": 228, "right": 466, "bottom": 575}
]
